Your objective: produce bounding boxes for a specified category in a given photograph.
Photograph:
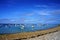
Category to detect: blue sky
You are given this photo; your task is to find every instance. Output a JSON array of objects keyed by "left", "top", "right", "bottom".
[{"left": 0, "top": 0, "right": 60, "bottom": 24}]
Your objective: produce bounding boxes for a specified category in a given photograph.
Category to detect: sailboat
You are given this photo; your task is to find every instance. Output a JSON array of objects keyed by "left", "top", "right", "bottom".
[{"left": 32, "top": 25, "right": 34, "bottom": 30}]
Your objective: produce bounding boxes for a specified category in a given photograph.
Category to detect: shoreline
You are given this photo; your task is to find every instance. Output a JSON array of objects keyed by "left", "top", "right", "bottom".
[{"left": 0, "top": 26, "right": 60, "bottom": 40}]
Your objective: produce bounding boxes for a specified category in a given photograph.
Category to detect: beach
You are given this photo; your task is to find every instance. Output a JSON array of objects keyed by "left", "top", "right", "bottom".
[
  {"left": 24, "top": 30, "right": 60, "bottom": 40},
  {"left": 0, "top": 26, "right": 60, "bottom": 40}
]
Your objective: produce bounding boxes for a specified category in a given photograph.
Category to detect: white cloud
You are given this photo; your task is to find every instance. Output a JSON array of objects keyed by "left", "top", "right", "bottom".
[
  {"left": 1, "top": 9, "right": 59, "bottom": 24},
  {"left": 33, "top": 9, "right": 60, "bottom": 16},
  {"left": 50, "top": 10, "right": 60, "bottom": 15},
  {"left": 37, "top": 11, "right": 50, "bottom": 15},
  {"left": 25, "top": 10, "right": 51, "bottom": 16},
  {"left": 33, "top": 10, "right": 51, "bottom": 15},
  {"left": 35, "top": 5, "right": 48, "bottom": 8},
  {"left": 26, "top": 13, "right": 34, "bottom": 16}
]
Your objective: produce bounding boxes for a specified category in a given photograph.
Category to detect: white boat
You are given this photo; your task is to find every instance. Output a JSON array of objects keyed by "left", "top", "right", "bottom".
[
  {"left": 21, "top": 25, "right": 24, "bottom": 29},
  {"left": 32, "top": 25, "right": 34, "bottom": 28}
]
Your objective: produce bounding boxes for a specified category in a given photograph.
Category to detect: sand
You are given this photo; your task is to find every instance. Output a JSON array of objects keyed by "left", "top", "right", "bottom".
[{"left": 24, "top": 31, "right": 60, "bottom": 40}]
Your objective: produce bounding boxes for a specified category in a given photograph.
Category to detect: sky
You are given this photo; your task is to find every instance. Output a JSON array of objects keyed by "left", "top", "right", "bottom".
[{"left": 0, "top": 0, "right": 60, "bottom": 24}]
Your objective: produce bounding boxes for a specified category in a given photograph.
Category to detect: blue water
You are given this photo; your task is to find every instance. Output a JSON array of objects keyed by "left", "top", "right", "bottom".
[{"left": 0, "top": 24, "right": 59, "bottom": 34}]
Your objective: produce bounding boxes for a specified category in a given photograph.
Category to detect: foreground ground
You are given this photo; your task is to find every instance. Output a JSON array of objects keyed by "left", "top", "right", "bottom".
[{"left": 24, "top": 30, "right": 60, "bottom": 40}]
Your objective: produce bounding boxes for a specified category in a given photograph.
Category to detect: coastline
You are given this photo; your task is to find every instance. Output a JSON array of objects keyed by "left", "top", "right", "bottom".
[{"left": 0, "top": 26, "right": 60, "bottom": 40}]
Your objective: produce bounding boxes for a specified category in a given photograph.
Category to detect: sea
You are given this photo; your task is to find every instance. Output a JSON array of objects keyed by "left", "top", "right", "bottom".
[{"left": 0, "top": 24, "right": 59, "bottom": 34}]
